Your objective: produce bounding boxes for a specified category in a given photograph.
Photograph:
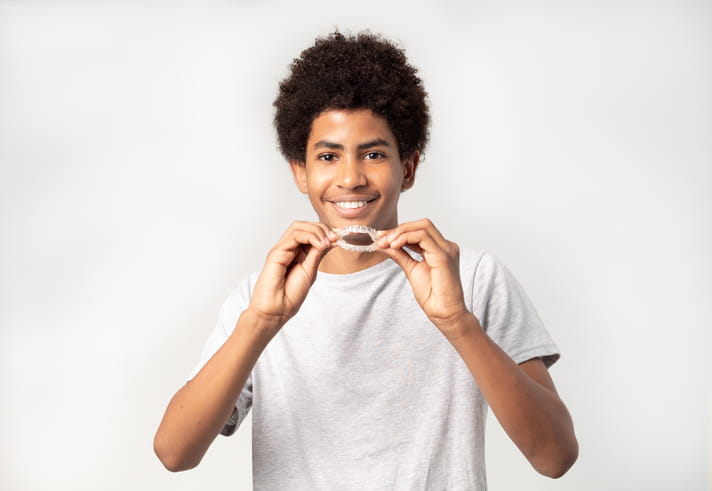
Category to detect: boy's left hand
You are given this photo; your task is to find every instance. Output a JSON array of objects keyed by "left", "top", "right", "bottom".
[{"left": 377, "top": 219, "right": 471, "bottom": 339}]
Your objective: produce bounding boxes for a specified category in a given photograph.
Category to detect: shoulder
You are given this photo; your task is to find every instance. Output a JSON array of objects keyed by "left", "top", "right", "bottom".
[
  {"left": 458, "top": 249, "right": 523, "bottom": 306},
  {"left": 458, "top": 248, "right": 500, "bottom": 281}
]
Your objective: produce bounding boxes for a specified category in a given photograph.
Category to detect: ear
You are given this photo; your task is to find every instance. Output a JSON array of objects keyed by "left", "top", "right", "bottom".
[
  {"left": 400, "top": 151, "right": 420, "bottom": 191},
  {"left": 289, "top": 160, "right": 308, "bottom": 194}
]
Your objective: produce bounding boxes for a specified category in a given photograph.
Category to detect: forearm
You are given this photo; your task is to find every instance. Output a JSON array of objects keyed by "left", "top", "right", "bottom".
[
  {"left": 154, "top": 309, "right": 278, "bottom": 471},
  {"left": 444, "top": 313, "right": 578, "bottom": 478}
]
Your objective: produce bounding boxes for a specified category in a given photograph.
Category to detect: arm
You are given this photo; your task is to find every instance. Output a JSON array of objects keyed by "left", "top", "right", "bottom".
[
  {"left": 377, "top": 219, "right": 578, "bottom": 478},
  {"left": 445, "top": 314, "right": 578, "bottom": 478},
  {"left": 153, "top": 309, "right": 275, "bottom": 472},
  {"left": 153, "top": 222, "right": 336, "bottom": 471}
]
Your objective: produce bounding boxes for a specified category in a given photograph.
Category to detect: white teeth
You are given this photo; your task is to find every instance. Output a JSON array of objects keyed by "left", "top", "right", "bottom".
[{"left": 336, "top": 201, "right": 367, "bottom": 209}]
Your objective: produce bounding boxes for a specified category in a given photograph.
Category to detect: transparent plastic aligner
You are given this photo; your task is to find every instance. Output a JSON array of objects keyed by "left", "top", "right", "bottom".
[{"left": 334, "top": 225, "right": 379, "bottom": 252}]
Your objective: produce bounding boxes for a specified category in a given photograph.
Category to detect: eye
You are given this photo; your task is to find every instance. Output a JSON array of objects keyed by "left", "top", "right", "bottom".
[
  {"left": 364, "top": 151, "right": 385, "bottom": 160},
  {"left": 318, "top": 153, "right": 337, "bottom": 162}
]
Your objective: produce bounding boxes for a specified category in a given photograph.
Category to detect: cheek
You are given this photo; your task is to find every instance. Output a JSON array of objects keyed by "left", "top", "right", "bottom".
[
  {"left": 380, "top": 170, "right": 403, "bottom": 196},
  {"left": 306, "top": 172, "right": 332, "bottom": 197}
]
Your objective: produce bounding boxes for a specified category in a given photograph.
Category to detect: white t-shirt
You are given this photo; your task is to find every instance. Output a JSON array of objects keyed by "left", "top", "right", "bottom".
[{"left": 189, "top": 249, "right": 560, "bottom": 490}]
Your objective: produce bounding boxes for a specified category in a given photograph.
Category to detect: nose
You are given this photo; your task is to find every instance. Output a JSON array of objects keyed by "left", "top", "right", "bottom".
[{"left": 336, "top": 155, "right": 367, "bottom": 189}]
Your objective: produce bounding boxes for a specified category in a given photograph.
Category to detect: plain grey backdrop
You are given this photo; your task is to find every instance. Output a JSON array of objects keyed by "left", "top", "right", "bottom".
[{"left": 1, "top": 0, "right": 710, "bottom": 489}]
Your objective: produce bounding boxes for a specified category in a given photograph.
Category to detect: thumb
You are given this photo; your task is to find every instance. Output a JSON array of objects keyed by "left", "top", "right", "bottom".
[
  {"left": 380, "top": 245, "right": 418, "bottom": 275},
  {"left": 300, "top": 244, "right": 329, "bottom": 282}
]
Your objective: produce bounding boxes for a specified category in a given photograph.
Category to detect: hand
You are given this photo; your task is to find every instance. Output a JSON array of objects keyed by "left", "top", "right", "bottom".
[
  {"left": 377, "top": 219, "right": 471, "bottom": 338},
  {"left": 248, "top": 221, "right": 336, "bottom": 332}
]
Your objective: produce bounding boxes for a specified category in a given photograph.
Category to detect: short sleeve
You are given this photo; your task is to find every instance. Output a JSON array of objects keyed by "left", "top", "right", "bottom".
[
  {"left": 186, "top": 276, "right": 255, "bottom": 432},
  {"left": 470, "top": 251, "right": 560, "bottom": 368}
]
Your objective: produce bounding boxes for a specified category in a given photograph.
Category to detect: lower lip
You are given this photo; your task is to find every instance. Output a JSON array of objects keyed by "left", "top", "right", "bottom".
[{"left": 329, "top": 200, "right": 375, "bottom": 218}]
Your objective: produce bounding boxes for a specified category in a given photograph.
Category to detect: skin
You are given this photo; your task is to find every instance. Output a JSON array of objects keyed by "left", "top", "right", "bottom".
[{"left": 154, "top": 108, "right": 578, "bottom": 478}]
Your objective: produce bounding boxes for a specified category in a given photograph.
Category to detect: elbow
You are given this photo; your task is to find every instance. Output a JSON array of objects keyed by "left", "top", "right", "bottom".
[
  {"left": 153, "top": 432, "right": 200, "bottom": 473},
  {"left": 537, "top": 453, "right": 577, "bottom": 479},
  {"left": 532, "top": 439, "right": 579, "bottom": 479}
]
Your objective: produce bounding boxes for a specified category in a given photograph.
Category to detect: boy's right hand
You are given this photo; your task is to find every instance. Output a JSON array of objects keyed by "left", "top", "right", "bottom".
[{"left": 246, "top": 221, "right": 336, "bottom": 333}]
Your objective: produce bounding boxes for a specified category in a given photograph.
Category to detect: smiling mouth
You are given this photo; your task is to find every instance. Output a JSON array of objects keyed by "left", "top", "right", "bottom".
[
  {"left": 329, "top": 197, "right": 377, "bottom": 210},
  {"left": 334, "top": 200, "right": 369, "bottom": 209}
]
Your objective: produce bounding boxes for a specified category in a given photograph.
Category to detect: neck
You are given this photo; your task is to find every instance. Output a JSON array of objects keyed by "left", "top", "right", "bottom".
[{"left": 318, "top": 247, "right": 390, "bottom": 274}]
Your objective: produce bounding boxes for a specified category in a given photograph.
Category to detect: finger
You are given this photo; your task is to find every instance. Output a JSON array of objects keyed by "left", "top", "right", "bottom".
[
  {"left": 376, "top": 234, "right": 423, "bottom": 256},
  {"left": 281, "top": 223, "right": 335, "bottom": 272},
  {"left": 381, "top": 229, "right": 441, "bottom": 255},
  {"left": 403, "top": 243, "right": 425, "bottom": 255},
  {"left": 283, "top": 221, "right": 333, "bottom": 246},
  {"left": 386, "top": 232, "right": 457, "bottom": 272},
  {"left": 309, "top": 222, "right": 339, "bottom": 247},
  {"left": 321, "top": 225, "right": 338, "bottom": 243},
  {"left": 379, "top": 219, "right": 450, "bottom": 251},
  {"left": 379, "top": 244, "right": 419, "bottom": 274},
  {"left": 299, "top": 241, "right": 329, "bottom": 280},
  {"left": 277, "top": 228, "right": 331, "bottom": 253},
  {"left": 375, "top": 226, "right": 424, "bottom": 254},
  {"left": 306, "top": 221, "right": 337, "bottom": 243}
]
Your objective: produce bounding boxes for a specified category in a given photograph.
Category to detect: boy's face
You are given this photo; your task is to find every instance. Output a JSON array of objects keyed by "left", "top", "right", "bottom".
[{"left": 289, "top": 108, "right": 418, "bottom": 231}]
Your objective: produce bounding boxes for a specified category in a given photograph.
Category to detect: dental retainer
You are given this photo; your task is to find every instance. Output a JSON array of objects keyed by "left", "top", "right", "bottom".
[{"left": 334, "top": 225, "right": 379, "bottom": 253}]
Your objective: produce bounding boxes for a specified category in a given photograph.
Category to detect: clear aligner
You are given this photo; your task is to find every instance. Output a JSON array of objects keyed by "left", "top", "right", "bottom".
[{"left": 334, "top": 225, "right": 379, "bottom": 253}]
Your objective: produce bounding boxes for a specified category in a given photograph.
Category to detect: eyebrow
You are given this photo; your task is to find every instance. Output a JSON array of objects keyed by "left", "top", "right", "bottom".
[{"left": 312, "top": 138, "right": 391, "bottom": 151}]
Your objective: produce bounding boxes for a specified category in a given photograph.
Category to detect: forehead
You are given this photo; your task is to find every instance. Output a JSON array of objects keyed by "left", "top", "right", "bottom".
[{"left": 307, "top": 109, "right": 396, "bottom": 146}]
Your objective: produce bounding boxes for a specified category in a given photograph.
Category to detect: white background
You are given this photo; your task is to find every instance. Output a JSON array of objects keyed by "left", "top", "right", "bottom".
[{"left": 1, "top": 1, "right": 710, "bottom": 490}]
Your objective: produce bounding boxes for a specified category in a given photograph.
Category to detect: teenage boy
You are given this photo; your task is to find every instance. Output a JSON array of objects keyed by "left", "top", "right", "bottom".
[{"left": 154, "top": 31, "right": 578, "bottom": 490}]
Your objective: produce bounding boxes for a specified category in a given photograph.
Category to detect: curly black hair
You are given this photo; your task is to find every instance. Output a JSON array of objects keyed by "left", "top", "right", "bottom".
[{"left": 273, "top": 31, "right": 430, "bottom": 162}]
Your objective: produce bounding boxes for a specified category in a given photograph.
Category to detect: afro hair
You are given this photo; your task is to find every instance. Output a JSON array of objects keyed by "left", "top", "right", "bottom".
[{"left": 273, "top": 31, "right": 430, "bottom": 163}]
